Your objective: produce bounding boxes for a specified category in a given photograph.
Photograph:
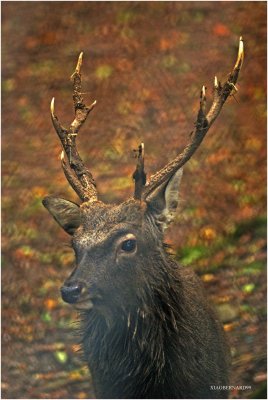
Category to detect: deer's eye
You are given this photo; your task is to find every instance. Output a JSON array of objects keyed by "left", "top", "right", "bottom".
[{"left": 121, "top": 239, "right": 137, "bottom": 253}]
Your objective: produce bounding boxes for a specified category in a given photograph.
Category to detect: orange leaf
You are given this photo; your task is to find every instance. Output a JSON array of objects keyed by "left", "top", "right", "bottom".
[
  {"left": 32, "top": 186, "right": 47, "bottom": 198},
  {"left": 223, "top": 322, "right": 237, "bottom": 332},
  {"left": 77, "top": 392, "right": 88, "bottom": 399},
  {"left": 207, "top": 148, "right": 230, "bottom": 165},
  {"left": 213, "top": 23, "right": 231, "bottom": 37},
  {"left": 200, "top": 226, "right": 216, "bottom": 240},
  {"left": 201, "top": 274, "right": 216, "bottom": 283},
  {"left": 72, "top": 344, "right": 82, "bottom": 353},
  {"left": 159, "top": 38, "right": 173, "bottom": 51},
  {"left": 44, "top": 298, "right": 57, "bottom": 310},
  {"left": 117, "top": 58, "right": 133, "bottom": 72}
]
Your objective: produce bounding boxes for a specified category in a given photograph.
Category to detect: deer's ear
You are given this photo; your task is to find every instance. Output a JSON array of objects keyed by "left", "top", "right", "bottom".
[
  {"left": 42, "top": 196, "right": 81, "bottom": 235},
  {"left": 144, "top": 169, "right": 183, "bottom": 230}
]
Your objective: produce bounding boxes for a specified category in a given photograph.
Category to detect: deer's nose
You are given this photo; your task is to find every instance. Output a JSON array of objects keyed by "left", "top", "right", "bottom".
[{"left": 60, "top": 282, "right": 83, "bottom": 304}]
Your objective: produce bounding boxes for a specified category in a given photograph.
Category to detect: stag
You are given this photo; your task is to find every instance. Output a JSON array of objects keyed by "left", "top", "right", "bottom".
[{"left": 43, "top": 38, "right": 244, "bottom": 399}]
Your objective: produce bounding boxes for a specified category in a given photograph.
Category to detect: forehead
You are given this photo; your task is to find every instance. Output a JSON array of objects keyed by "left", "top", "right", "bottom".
[{"left": 75, "top": 199, "right": 145, "bottom": 246}]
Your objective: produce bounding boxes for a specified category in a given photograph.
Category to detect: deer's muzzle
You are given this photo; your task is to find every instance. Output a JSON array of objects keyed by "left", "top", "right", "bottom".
[
  {"left": 61, "top": 281, "right": 94, "bottom": 310},
  {"left": 61, "top": 282, "right": 83, "bottom": 304}
]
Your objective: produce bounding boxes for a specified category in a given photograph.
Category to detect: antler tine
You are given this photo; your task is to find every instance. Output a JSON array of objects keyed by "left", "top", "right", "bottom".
[
  {"left": 142, "top": 37, "right": 244, "bottom": 199},
  {"left": 70, "top": 52, "right": 97, "bottom": 133},
  {"left": 133, "top": 143, "right": 146, "bottom": 200},
  {"left": 60, "top": 151, "right": 91, "bottom": 201},
  {"left": 50, "top": 53, "right": 98, "bottom": 203}
]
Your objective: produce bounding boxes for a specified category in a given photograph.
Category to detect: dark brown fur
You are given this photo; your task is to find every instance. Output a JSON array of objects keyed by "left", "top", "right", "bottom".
[{"left": 44, "top": 198, "right": 230, "bottom": 398}]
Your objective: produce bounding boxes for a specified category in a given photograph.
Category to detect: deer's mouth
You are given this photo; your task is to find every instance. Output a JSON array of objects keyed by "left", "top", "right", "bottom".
[
  {"left": 74, "top": 297, "right": 94, "bottom": 310},
  {"left": 61, "top": 282, "right": 97, "bottom": 310},
  {"left": 73, "top": 285, "right": 102, "bottom": 311}
]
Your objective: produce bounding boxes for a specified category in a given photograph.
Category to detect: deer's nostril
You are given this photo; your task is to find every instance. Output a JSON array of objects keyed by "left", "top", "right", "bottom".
[{"left": 61, "top": 282, "right": 83, "bottom": 304}]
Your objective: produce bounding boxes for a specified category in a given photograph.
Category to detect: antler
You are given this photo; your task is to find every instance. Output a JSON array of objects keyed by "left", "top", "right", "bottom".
[
  {"left": 133, "top": 143, "right": 146, "bottom": 200},
  {"left": 50, "top": 52, "right": 98, "bottom": 203},
  {"left": 142, "top": 37, "right": 244, "bottom": 200}
]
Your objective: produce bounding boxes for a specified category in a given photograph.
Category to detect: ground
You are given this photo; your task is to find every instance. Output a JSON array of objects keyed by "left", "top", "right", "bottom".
[{"left": 2, "top": 2, "right": 266, "bottom": 399}]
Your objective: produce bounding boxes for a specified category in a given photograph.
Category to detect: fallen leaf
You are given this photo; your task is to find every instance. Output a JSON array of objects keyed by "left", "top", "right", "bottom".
[
  {"left": 253, "top": 372, "right": 267, "bottom": 383},
  {"left": 54, "top": 350, "right": 68, "bottom": 364},
  {"left": 201, "top": 273, "right": 216, "bottom": 283},
  {"left": 242, "top": 283, "right": 255, "bottom": 294},
  {"left": 44, "top": 298, "right": 57, "bottom": 310},
  {"left": 213, "top": 23, "right": 231, "bottom": 37}
]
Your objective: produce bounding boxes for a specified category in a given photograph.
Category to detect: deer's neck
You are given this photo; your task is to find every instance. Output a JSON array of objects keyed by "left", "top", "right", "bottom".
[{"left": 81, "top": 263, "right": 186, "bottom": 398}]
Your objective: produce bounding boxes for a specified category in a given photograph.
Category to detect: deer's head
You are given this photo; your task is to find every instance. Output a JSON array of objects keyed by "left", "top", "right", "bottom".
[{"left": 43, "top": 39, "right": 243, "bottom": 313}]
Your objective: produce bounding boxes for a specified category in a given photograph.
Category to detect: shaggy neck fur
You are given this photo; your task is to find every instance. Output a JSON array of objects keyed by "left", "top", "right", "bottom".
[{"left": 80, "top": 247, "right": 229, "bottom": 399}]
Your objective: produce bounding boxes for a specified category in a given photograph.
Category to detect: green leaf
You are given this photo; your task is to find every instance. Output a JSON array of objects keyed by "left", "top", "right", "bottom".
[
  {"left": 242, "top": 283, "right": 255, "bottom": 294},
  {"left": 179, "top": 245, "right": 208, "bottom": 265},
  {"left": 95, "top": 65, "right": 113, "bottom": 80},
  {"left": 162, "top": 55, "right": 177, "bottom": 69},
  {"left": 176, "top": 62, "right": 191, "bottom": 73},
  {"left": 54, "top": 350, "right": 68, "bottom": 364},
  {"left": 193, "top": 11, "right": 205, "bottom": 23},
  {"left": 41, "top": 311, "right": 52, "bottom": 322},
  {"left": 117, "top": 10, "right": 135, "bottom": 24},
  {"left": 2, "top": 79, "right": 15, "bottom": 92}
]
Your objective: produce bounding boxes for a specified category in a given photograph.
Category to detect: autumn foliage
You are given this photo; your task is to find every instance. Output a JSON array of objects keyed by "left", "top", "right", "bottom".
[{"left": 2, "top": 2, "right": 266, "bottom": 399}]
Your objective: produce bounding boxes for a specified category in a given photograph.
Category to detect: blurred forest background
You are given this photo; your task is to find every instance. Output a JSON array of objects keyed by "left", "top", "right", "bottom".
[{"left": 2, "top": 2, "right": 266, "bottom": 399}]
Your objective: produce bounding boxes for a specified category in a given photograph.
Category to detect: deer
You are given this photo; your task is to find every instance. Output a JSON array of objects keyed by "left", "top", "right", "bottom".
[{"left": 43, "top": 37, "right": 243, "bottom": 399}]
